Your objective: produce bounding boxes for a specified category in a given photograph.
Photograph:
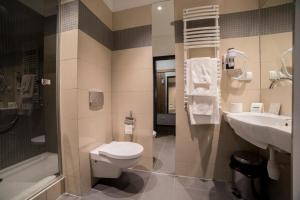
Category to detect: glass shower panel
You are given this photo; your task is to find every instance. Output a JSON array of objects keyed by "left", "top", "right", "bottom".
[{"left": 0, "top": 0, "right": 60, "bottom": 199}]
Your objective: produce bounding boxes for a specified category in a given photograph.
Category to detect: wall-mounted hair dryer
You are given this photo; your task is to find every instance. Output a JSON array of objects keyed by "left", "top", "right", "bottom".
[{"left": 223, "top": 48, "right": 252, "bottom": 81}]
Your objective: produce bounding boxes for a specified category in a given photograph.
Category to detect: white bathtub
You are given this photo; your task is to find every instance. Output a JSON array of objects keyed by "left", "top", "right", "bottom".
[{"left": 0, "top": 152, "right": 59, "bottom": 200}]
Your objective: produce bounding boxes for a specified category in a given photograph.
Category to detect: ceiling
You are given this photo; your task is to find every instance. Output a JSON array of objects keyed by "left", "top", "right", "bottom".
[{"left": 103, "top": 0, "right": 164, "bottom": 12}]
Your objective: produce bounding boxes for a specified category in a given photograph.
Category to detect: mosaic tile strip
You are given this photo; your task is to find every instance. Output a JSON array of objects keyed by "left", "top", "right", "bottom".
[
  {"left": 260, "top": 3, "right": 294, "bottom": 35},
  {"left": 113, "top": 25, "right": 152, "bottom": 50},
  {"left": 79, "top": 1, "right": 113, "bottom": 50},
  {"left": 60, "top": 0, "right": 79, "bottom": 32},
  {"left": 175, "top": 3, "right": 294, "bottom": 43}
]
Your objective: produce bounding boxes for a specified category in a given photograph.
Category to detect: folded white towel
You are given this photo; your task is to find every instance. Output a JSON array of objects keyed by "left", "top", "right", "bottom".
[
  {"left": 21, "top": 74, "right": 35, "bottom": 98},
  {"left": 188, "top": 94, "right": 220, "bottom": 125},
  {"left": 185, "top": 58, "right": 218, "bottom": 97},
  {"left": 188, "top": 96, "right": 213, "bottom": 116},
  {"left": 192, "top": 64, "right": 211, "bottom": 85},
  {"left": 185, "top": 57, "right": 220, "bottom": 125}
]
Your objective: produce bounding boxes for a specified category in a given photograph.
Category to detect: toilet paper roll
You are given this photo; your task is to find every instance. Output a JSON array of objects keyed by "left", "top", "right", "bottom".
[
  {"left": 230, "top": 103, "right": 243, "bottom": 113},
  {"left": 124, "top": 124, "right": 133, "bottom": 135}
]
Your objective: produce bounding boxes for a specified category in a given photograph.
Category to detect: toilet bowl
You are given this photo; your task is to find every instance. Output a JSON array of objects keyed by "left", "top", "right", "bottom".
[{"left": 90, "top": 141, "right": 144, "bottom": 178}]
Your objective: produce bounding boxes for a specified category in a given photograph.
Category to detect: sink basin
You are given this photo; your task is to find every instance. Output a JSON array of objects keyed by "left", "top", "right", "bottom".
[{"left": 226, "top": 112, "right": 291, "bottom": 153}]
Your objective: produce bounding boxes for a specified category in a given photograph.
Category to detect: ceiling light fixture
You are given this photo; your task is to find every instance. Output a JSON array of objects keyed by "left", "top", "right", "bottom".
[{"left": 157, "top": 5, "right": 163, "bottom": 11}]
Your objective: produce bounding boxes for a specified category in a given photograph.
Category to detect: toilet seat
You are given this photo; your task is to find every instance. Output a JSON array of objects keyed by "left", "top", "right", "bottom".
[{"left": 91, "top": 142, "right": 144, "bottom": 160}]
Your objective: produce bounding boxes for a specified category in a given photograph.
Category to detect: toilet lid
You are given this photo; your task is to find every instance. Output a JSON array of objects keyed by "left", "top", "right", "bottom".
[{"left": 97, "top": 142, "right": 144, "bottom": 159}]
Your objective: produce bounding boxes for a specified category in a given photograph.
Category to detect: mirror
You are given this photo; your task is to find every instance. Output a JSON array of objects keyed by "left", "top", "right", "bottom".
[
  {"left": 259, "top": 1, "right": 293, "bottom": 199},
  {"left": 152, "top": 0, "right": 176, "bottom": 174},
  {"left": 259, "top": 0, "right": 293, "bottom": 115}
]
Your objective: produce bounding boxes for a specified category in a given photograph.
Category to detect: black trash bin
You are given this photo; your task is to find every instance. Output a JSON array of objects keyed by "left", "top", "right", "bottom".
[{"left": 230, "top": 151, "right": 267, "bottom": 200}]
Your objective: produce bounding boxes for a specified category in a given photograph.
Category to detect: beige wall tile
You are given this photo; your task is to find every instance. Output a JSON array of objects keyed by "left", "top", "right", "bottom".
[
  {"left": 113, "top": 5, "right": 152, "bottom": 31},
  {"left": 78, "top": 30, "right": 111, "bottom": 68},
  {"left": 112, "top": 68, "right": 153, "bottom": 92},
  {"left": 81, "top": 0, "right": 113, "bottom": 29},
  {"left": 78, "top": 115, "right": 111, "bottom": 148},
  {"left": 60, "top": 59, "right": 78, "bottom": 90},
  {"left": 46, "top": 180, "right": 65, "bottom": 200},
  {"left": 77, "top": 60, "right": 106, "bottom": 91},
  {"left": 261, "top": 87, "right": 292, "bottom": 116},
  {"left": 60, "top": 89, "right": 78, "bottom": 120},
  {"left": 222, "top": 89, "right": 260, "bottom": 112},
  {"left": 60, "top": 30, "right": 78, "bottom": 61},
  {"left": 111, "top": 92, "right": 153, "bottom": 114},
  {"left": 260, "top": 32, "right": 293, "bottom": 62},
  {"left": 112, "top": 47, "right": 153, "bottom": 70},
  {"left": 64, "top": 174, "right": 81, "bottom": 195}
]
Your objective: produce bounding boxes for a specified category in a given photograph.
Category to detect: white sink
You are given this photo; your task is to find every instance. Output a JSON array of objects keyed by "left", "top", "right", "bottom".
[{"left": 226, "top": 112, "right": 291, "bottom": 153}]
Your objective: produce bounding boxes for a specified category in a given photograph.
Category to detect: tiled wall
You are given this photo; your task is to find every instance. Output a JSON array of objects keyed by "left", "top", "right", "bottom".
[
  {"left": 59, "top": 0, "right": 154, "bottom": 194},
  {"left": 260, "top": 32, "right": 293, "bottom": 116},
  {"left": 111, "top": 5, "right": 153, "bottom": 171},
  {"left": 59, "top": 0, "right": 113, "bottom": 195},
  {"left": 30, "top": 178, "right": 65, "bottom": 200},
  {"left": 174, "top": 0, "right": 261, "bottom": 180},
  {"left": 174, "top": 0, "right": 293, "bottom": 192}
]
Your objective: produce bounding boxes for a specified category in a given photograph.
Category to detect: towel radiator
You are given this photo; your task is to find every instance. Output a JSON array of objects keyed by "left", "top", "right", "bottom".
[{"left": 183, "top": 5, "right": 221, "bottom": 109}]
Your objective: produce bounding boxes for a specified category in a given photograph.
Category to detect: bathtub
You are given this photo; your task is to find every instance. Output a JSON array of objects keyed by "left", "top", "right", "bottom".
[{"left": 0, "top": 152, "right": 59, "bottom": 200}]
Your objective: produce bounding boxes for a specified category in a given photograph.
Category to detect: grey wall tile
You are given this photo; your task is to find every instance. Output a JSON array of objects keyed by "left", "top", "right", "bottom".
[
  {"left": 219, "top": 9, "right": 260, "bottom": 39},
  {"left": 113, "top": 25, "right": 152, "bottom": 51},
  {"left": 60, "top": 0, "right": 79, "bottom": 32},
  {"left": 260, "top": 3, "right": 294, "bottom": 35},
  {"left": 175, "top": 3, "right": 294, "bottom": 43},
  {"left": 79, "top": 1, "right": 113, "bottom": 50}
]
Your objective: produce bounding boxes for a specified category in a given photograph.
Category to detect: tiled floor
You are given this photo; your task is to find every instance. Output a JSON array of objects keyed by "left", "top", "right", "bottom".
[
  {"left": 153, "top": 135, "right": 175, "bottom": 174},
  {"left": 57, "top": 170, "right": 234, "bottom": 200}
]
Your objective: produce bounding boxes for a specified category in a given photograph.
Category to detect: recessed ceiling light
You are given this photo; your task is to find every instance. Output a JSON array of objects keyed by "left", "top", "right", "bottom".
[{"left": 157, "top": 5, "right": 163, "bottom": 11}]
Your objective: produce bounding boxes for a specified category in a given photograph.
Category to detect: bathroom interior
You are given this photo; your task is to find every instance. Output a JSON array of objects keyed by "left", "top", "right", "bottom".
[{"left": 0, "top": 0, "right": 299, "bottom": 200}]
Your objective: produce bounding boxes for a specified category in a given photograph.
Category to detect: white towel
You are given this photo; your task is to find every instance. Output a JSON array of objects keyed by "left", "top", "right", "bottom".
[
  {"left": 188, "top": 94, "right": 220, "bottom": 125},
  {"left": 185, "top": 58, "right": 218, "bottom": 97},
  {"left": 21, "top": 74, "right": 35, "bottom": 98},
  {"left": 185, "top": 57, "right": 220, "bottom": 125},
  {"left": 188, "top": 96, "right": 213, "bottom": 116}
]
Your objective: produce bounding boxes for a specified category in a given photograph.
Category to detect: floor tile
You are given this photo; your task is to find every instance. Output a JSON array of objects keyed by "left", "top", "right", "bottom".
[
  {"left": 57, "top": 170, "right": 233, "bottom": 200},
  {"left": 153, "top": 135, "right": 175, "bottom": 174},
  {"left": 140, "top": 173, "right": 174, "bottom": 200}
]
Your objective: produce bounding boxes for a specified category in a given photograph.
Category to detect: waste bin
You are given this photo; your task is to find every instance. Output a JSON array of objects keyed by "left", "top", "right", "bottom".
[{"left": 230, "top": 151, "right": 267, "bottom": 200}]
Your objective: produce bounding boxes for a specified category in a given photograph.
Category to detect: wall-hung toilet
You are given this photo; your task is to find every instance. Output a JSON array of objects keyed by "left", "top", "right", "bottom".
[{"left": 90, "top": 141, "right": 144, "bottom": 178}]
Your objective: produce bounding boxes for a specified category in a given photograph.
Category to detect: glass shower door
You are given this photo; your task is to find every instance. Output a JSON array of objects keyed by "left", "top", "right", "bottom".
[{"left": 0, "top": 0, "right": 60, "bottom": 199}]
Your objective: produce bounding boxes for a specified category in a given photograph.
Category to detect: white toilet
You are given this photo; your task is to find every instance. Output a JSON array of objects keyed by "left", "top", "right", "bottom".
[{"left": 90, "top": 141, "right": 144, "bottom": 178}]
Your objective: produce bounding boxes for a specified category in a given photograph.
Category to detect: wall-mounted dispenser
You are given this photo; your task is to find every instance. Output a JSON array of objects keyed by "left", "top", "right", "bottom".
[
  {"left": 223, "top": 48, "right": 253, "bottom": 81},
  {"left": 89, "top": 89, "right": 104, "bottom": 110}
]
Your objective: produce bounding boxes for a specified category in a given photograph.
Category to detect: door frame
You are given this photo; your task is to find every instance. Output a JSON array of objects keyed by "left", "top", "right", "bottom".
[{"left": 153, "top": 55, "right": 176, "bottom": 132}]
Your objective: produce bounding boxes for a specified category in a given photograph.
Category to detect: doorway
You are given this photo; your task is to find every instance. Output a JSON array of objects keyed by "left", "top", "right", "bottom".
[{"left": 153, "top": 55, "right": 176, "bottom": 174}]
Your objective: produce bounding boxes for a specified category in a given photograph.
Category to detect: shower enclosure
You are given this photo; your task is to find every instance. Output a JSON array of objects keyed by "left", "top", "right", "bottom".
[{"left": 0, "top": 0, "right": 61, "bottom": 199}]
